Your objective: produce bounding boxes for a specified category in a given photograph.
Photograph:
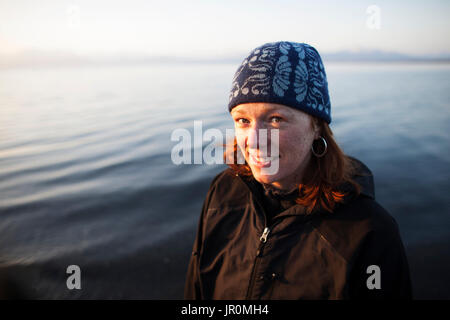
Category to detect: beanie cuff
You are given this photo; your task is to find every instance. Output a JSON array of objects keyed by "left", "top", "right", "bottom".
[{"left": 228, "top": 41, "right": 332, "bottom": 124}]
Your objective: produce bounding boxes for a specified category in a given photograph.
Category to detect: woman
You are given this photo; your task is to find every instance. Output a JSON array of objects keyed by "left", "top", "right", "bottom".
[{"left": 184, "top": 41, "right": 412, "bottom": 299}]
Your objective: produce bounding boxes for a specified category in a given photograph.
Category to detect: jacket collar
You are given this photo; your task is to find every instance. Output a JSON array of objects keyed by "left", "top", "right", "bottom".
[{"left": 237, "top": 156, "right": 375, "bottom": 217}]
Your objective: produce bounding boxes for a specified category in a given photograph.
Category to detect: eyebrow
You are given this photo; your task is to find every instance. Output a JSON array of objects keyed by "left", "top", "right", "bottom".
[
  {"left": 231, "top": 109, "right": 247, "bottom": 116},
  {"left": 231, "top": 106, "right": 294, "bottom": 116},
  {"left": 271, "top": 107, "right": 294, "bottom": 116}
]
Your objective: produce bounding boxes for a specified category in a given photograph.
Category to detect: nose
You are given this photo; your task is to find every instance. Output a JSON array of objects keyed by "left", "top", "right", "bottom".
[{"left": 246, "top": 122, "right": 270, "bottom": 152}]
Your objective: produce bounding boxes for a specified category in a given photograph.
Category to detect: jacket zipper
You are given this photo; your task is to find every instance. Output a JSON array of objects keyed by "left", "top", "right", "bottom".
[
  {"left": 260, "top": 227, "right": 270, "bottom": 243},
  {"left": 246, "top": 227, "right": 271, "bottom": 300},
  {"left": 237, "top": 175, "right": 274, "bottom": 299},
  {"left": 236, "top": 174, "right": 285, "bottom": 300},
  {"left": 236, "top": 174, "right": 316, "bottom": 299}
]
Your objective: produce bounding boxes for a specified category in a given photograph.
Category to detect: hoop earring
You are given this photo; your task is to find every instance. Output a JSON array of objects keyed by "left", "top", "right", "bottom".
[{"left": 311, "top": 136, "right": 327, "bottom": 158}]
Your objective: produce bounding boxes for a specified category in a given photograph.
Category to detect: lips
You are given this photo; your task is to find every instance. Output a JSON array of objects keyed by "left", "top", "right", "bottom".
[{"left": 248, "top": 151, "right": 279, "bottom": 168}]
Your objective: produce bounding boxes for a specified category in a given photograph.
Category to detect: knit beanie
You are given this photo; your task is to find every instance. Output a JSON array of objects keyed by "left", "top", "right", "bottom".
[{"left": 228, "top": 41, "right": 331, "bottom": 124}]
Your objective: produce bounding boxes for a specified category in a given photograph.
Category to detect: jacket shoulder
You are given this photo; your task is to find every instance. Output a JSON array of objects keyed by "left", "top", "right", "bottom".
[
  {"left": 360, "top": 197, "right": 400, "bottom": 237},
  {"left": 312, "top": 196, "right": 402, "bottom": 263},
  {"left": 345, "top": 196, "right": 400, "bottom": 234},
  {"left": 205, "top": 168, "right": 251, "bottom": 209}
]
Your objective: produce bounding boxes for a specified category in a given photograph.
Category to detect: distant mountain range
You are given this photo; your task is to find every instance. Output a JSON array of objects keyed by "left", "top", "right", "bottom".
[
  {"left": 1, "top": 49, "right": 449, "bottom": 68},
  {"left": 321, "top": 50, "right": 450, "bottom": 62}
]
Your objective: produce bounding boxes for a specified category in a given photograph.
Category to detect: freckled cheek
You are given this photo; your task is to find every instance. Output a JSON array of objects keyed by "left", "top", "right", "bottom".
[{"left": 278, "top": 134, "right": 311, "bottom": 161}]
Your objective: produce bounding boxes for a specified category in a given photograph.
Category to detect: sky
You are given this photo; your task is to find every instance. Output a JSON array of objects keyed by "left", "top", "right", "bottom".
[{"left": 1, "top": 0, "right": 450, "bottom": 60}]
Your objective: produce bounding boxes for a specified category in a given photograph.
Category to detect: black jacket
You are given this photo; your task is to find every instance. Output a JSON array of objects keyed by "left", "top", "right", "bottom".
[{"left": 184, "top": 157, "right": 412, "bottom": 299}]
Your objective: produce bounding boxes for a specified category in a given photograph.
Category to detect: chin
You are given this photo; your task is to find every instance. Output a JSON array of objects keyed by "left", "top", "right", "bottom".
[
  {"left": 251, "top": 168, "right": 281, "bottom": 185},
  {"left": 247, "top": 156, "right": 282, "bottom": 184}
]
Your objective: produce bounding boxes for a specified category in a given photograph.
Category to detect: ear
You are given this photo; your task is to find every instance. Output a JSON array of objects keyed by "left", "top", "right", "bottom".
[{"left": 312, "top": 117, "right": 321, "bottom": 139}]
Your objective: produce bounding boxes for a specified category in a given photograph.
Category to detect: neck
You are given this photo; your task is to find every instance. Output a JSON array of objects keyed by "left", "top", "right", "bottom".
[{"left": 269, "top": 155, "right": 313, "bottom": 191}]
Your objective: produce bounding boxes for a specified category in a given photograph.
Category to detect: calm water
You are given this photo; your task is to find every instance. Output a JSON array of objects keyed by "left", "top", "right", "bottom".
[{"left": 0, "top": 62, "right": 449, "bottom": 299}]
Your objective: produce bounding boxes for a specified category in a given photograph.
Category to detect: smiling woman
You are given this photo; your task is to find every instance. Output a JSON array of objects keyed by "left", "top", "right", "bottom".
[
  {"left": 228, "top": 102, "right": 360, "bottom": 214},
  {"left": 184, "top": 41, "right": 412, "bottom": 300}
]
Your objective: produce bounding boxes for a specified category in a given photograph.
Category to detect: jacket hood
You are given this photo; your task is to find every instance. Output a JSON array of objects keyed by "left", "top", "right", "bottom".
[{"left": 341, "top": 156, "right": 375, "bottom": 200}]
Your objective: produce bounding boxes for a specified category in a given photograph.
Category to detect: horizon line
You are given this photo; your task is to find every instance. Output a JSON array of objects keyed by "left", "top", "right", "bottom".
[{"left": 1, "top": 49, "right": 450, "bottom": 69}]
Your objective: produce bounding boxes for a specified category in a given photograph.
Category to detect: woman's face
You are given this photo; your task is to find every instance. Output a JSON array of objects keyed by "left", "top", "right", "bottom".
[{"left": 231, "top": 103, "right": 320, "bottom": 190}]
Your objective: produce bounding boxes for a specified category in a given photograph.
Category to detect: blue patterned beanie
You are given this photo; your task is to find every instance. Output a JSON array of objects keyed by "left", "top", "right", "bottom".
[{"left": 228, "top": 41, "right": 331, "bottom": 124}]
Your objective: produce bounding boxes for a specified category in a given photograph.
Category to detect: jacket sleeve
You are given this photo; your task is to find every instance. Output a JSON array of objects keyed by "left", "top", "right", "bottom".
[
  {"left": 348, "top": 215, "right": 413, "bottom": 299},
  {"left": 184, "top": 171, "right": 222, "bottom": 300}
]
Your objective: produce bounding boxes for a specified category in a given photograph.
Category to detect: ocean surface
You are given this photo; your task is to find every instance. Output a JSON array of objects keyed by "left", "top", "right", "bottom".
[{"left": 0, "top": 62, "right": 449, "bottom": 299}]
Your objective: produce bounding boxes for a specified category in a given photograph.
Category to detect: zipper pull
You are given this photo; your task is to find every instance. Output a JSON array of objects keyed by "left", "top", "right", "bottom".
[{"left": 259, "top": 227, "right": 270, "bottom": 243}]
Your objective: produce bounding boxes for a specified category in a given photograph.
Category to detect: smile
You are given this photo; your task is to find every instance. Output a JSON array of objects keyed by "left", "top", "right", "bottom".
[{"left": 248, "top": 152, "right": 279, "bottom": 167}]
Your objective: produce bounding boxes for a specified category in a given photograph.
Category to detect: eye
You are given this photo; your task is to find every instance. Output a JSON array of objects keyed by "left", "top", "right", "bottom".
[
  {"left": 235, "top": 118, "right": 250, "bottom": 124},
  {"left": 270, "top": 116, "right": 283, "bottom": 123}
]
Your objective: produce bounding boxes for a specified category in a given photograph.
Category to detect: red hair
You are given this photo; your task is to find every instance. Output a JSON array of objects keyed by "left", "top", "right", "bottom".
[{"left": 224, "top": 118, "right": 362, "bottom": 214}]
